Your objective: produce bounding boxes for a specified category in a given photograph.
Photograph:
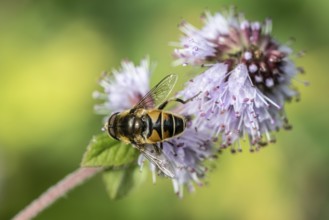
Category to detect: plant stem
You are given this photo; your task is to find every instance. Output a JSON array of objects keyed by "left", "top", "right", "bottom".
[{"left": 12, "top": 167, "right": 103, "bottom": 220}]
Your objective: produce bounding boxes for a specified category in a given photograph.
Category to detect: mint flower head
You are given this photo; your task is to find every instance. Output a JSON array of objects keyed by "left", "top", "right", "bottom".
[
  {"left": 93, "top": 57, "right": 215, "bottom": 197},
  {"left": 174, "top": 10, "right": 303, "bottom": 152},
  {"left": 93, "top": 58, "right": 151, "bottom": 114},
  {"left": 138, "top": 127, "right": 213, "bottom": 197}
]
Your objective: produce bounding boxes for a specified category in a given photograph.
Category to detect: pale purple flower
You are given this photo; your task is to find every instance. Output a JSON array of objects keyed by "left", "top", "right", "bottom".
[
  {"left": 93, "top": 58, "right": 152, "bottom": 115},
  {"left": 138, "top": 127, "right": 213, "bottom": 198},
  {"left": 172, "top": 20, "right": 217, "bottom": 66},
  {"left": 163, "top": 128, "right": 213, "bottom": 197},
  {"left": 175, "top": 10, "right": 303, "bottom": 151},
  {"left": 173, "top": 10, "right": 234, "bottom": 66},
  {"left": 94, "top": 57, "right": 215, "bottom": 196}
]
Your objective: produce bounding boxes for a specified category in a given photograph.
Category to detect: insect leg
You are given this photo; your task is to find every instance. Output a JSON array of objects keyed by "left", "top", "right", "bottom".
[
  {"left": 153, "top": 144, "right": 161, "bottom": 154},
  {"left": 158, "top": 92, "right": 201, "bottom": 110}
]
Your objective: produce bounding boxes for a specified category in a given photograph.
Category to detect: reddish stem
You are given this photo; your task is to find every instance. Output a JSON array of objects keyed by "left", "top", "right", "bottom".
[{"left": 12, "top": 167, "right": 103, "bottom": 220}]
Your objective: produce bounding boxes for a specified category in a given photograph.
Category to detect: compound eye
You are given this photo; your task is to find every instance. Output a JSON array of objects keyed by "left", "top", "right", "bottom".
[{"left": 107, "top": 112, "right": 119, "bottom": 140}]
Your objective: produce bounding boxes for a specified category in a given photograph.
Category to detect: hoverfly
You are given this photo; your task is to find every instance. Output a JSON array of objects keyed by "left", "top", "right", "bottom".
[{"left": 104, "top": 74, "right": 198, "bottom": 178}]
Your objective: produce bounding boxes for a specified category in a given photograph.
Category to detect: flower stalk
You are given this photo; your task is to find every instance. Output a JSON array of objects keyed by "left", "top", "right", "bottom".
[{"left": 12, "top": 167, "right": 103, "bottom": 220}]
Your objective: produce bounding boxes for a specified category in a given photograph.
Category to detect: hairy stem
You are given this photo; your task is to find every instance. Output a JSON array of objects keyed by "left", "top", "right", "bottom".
[{"left": 12, "top": 167, "right": 103, "bottom": 220}]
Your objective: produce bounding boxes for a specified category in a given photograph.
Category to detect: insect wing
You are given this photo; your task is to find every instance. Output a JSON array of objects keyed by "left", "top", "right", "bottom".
[
  {"left": 138, "top": 144, "right": 176, "bottom": 178},
  {"left": 134, "top": 74, "right": 178, "bottom": 110}
]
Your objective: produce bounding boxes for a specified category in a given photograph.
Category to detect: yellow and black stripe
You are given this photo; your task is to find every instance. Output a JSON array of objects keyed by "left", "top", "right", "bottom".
[{"left": 147, "top": 110, "right": 185, "bottom": 143}]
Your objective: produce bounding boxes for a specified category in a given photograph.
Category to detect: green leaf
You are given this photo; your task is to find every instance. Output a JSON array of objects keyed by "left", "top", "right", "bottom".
[
  {"left": 102, "top": 165, "right": 147, "bottom": 200},
  {"left": 81, "top": 133, "right": 139, "bottom": 167}
]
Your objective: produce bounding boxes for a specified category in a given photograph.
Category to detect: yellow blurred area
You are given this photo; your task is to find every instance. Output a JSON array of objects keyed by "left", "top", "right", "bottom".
[
  {"left": 0, "top": 21, "right": 111, "bottom": 148},
  {"left": 1, "top": 1, "right": 329, "bottom": 220}
]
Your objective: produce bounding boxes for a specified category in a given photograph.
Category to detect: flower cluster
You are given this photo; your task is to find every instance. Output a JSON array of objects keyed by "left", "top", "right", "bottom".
[
  {"left": 94, "top": 8, "right": 303, "bottom": 197},
  {"left": 94, "top": 58, "right": 215, "bottom": 197},
  {"left": 174, "top": 10, "right": 302, "bottom": 151}
]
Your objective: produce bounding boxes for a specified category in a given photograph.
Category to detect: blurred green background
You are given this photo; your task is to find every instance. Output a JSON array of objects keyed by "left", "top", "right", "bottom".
[{"left": 0, "top": 0, "right": 328, "bottom": 219}]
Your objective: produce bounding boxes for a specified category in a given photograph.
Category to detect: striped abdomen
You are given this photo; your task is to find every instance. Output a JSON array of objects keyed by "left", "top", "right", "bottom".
[{"left": 146, "top": 110, "right": 185, "bottom": 143}]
